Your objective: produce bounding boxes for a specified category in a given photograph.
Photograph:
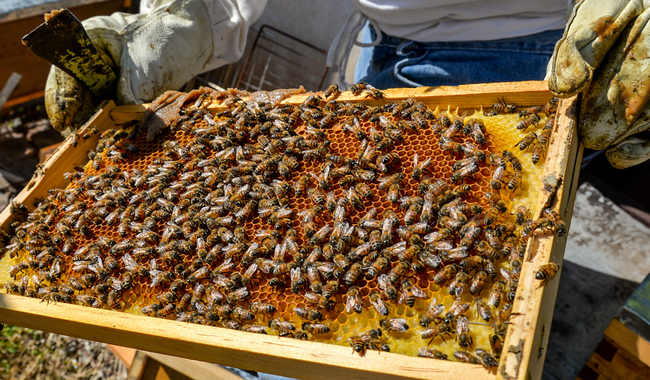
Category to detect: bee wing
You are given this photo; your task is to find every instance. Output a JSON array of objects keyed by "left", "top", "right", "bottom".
[
  {"left": 393, "top": 319, "right": 409, "bottom": 332},
  {"left": 276, "top": 205, "right": 293, "bottom": 219},
  {"left": 352, "top": 116, "right": 361, "bottom": 129},
  {"left": 149, "top": 258, "right": 158, "bottom": 271},
  {"left": 72, "top": 261, "right": 89, "bottom": 272},
  {"left": 377, "top": 274, "right": 390, "bottom": 289},
  {"left": 309, "top": 172, "right": 320, "bottom": 183},
  {"left": 413, "top": 153, "right": 419, "bottom": 167},
  {"left": 373, "top": 299, "right": 389, "bottom": 316},
  {"left": 385, "top": 241, "right": 407, "bottom": 258},
  {"left": 322, "top": 165, "right": 331, "bottom": 179},
  {"left": 216, "top": 258, "right": 234, "bottom": 273},
  {"left": 397, "top": 287, "right": 407, "bottom": 305},
  {"left": 122, "top": 253, "right": 137, "bottom": 271},
  {"left": 345, "top": 293, "right": 362, "bottom": 313},
  {"left": 273, "top": 244, "right": 283, "bottom": 262},
  {"left": 433, "top": 240, "right": 455, "bottom": 251},
  {"left": 500, "top": 268, "right": 513, "bottom": 282},
  {"left": 244, "top": 242, "right": 259, "bottom": 257},
  {"left": 343, "top": 223, "right": 355, "bottom": 239},
  {"left": 412, "top": 285, "right": 428, "bottom": 299},
  {"left": 290, "top": 267, "right": 301, "bottom": 283},
  {"left": 149, "top": 270, "right": 162, "bottom": 288},
  {"left": 109, "top": 277, "right": 123, "bottom": 290},
  {"left": 316, "top": 262, "right": 335, "bottom": 276}
]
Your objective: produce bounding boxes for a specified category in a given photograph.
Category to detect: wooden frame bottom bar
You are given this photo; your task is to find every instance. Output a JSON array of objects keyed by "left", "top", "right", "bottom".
[{"left": 0, "top": 294, "right": 491, "bottom": 380}]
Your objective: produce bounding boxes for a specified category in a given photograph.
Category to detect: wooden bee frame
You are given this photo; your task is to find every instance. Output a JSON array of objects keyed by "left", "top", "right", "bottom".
[{"left": 0, "top": 81, "right": 582, "bottom": 380}]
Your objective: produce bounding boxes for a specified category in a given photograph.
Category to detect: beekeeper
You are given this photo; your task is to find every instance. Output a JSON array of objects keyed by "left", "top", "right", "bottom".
[{"left": 45, "top": 0, "right": 650, "bottom": 169}]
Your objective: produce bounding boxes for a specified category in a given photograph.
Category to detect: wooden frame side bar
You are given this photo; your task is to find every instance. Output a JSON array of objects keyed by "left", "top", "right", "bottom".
[{"left": 498, "top": 97, "right": 582, "bottom": 380}]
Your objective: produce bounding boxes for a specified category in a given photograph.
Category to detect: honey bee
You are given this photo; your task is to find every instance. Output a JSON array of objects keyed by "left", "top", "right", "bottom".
[
  {"left": 532, "top": 141, "right": 547, "bottom": 165},
  {"left": 475, "top": 348, "right": 499, "bottom": 369},
  {"left": 346, "top": 187, "right": 363, "bottom": 209},
  {"left": 490, "top": 335, "right": 503, "bottom": 358},
  {"left": 250, "top": 301, "right": 276, "bottom": 315},
  {"left": 349, "top": 336, "right": 367, "bottom": 357},
  {"left": 488, "top": 280, "right": 506, "bottom": 308},
  {"left": 324, "top": 84, "right": 340, "bottom": 99},
  {"left": 469, "top": 270, "right": 489, "bottom": 295},
  {"left": 418, "top": 347, "right": 448, "bottom": 360},
  {"left": 342, "top": 117, "right": 367, "bottom": 141},
  {"left": 290, "top": 267, "right": 308, "bottom": 294},
  {"left": 492, "top": 98, "right": 517, "bottom": 114},
  {"left": 305, "top": 291, "right": 332, "bottom": 310},
  {"left": 507, "top": 170, "right": 523, "bottom": 191},
  {"left": 345, "top": 286, "right": 363, "bottom": 314},
  {"left": 535, "top": 262, "right": 560, "bottom": 287},
  {"left": 465, "top": 118, "right": 486, "bottom": 144},
  {"left": 450, "top": 161, "right": 479, "bottom": 183},
  {"left": 225, "top": 287, "right": 250, "bottom": 304},
  {"left": 342, "top": 263, "right": 362, "bottom": 287},
  {"left": 453, "top": 351, "right": 480, "bottom": 364},
  {"left": 542, "top": 208, "right": 567, "bottom": 236},
  {"left": 490, "top": 164, "right": 506, "bottom": 190},
  {"left": 321, "top": 280, "right": 340, "bottom": 299},
  {"left": 360, "top": 290, "right": 387, "bottom": 316},
  {"left": 380, "top": 318, "right": 409, "bottom": 333},
  {"left": 434, "top": 264, "right": 458, "bottom": 285},
  {"left": 310, "top": 224, "right": 332, "bottom": 245},
  {"left": 516, "top": 132, "right": 537, "bottom": 151},
  {"left": 367, "top": 339, "right": 390, "bottom": 353},
  {"left": 411, "top": 153, "right": 432, "bottom": 180},
  {"left": 350, "top": 82, "right": 369, "bottom": 95},
  {"left": 399, "top": 278, "right": 427, "bottom": 307},
  {"left": 421, "top": 323, "right": 452, "bottom": 345},
  {"left": 307, "top": 187, "right": 325, "bottom": 205},
  {"left": 378, "top": 173, "right": 404, "bottom": 191},
  {"left": 386, "top": 182, "right": 401, "bottom": 204},
  {"left": 269, "top": 319, "right": 296, "bottom": 336},
  {"left": 448, "top": 271, "right": 469, "bottom": 296},
  {"left": 232, "top": 306, "right": 255, "bottom": 321},
  {"left": 294, "top": 306, "right": 322, "bottom": 321},
  {"left": 420, "top": 298, "right": 445, "bottom": 327},
  {"left": 483, "top": 206, "right": 499, "bottom": 226},
  {"left": 294, "top": 174, "right": 311, "bottom": 197},
  {"left": 474, "top": 297, "right": 493, "bottom": 322},
  {"left": 387, "top": 261, "right": 409, "bottom": 285},
  {"left": 455, "top": 315, "right": 474, "bottom": 348},
  {"left": 517, "top": 113, "right": 541, "bottom": 131},
  {"left": 302, "top": 322, "right": 330, "bottom": 335},
  {"left": 515, "top": 206, "right": 531, "bottom": 225}
]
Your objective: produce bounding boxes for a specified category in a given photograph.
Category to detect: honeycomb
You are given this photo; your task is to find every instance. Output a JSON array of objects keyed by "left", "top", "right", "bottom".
[{"left": 0, "top": 87, "right": 559, "bottom": 366}]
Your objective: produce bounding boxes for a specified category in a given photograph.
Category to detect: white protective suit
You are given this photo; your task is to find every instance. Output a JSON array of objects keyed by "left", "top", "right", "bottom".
[{"left": 46, "top": 0, "right": 650, "bottom": 168}]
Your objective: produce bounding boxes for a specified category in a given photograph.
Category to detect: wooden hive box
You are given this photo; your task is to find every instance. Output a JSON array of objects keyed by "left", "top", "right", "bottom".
[{"left": 0, "top": 81, "right": 582, "bottom": 380}]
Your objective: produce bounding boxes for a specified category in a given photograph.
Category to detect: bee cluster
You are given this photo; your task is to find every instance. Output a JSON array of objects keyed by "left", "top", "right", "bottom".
[{"left": 0, "top": 84, "right": 564, "bottom": 366}]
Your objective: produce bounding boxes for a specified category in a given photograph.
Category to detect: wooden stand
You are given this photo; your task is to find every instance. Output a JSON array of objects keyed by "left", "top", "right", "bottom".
[{"left": 0, "top": 81, "right": 583, "bottom": 380}]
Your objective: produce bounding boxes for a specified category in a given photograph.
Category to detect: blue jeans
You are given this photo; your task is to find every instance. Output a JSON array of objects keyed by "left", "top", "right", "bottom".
[{"left": 354, "top": 25, "right": 564, "bottom": 88}]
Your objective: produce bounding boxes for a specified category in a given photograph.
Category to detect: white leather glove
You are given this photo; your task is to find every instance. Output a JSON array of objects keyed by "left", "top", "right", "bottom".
[
  {"left": 547, "top": 0, "right": 650, "bottom": 168},
  {"left": 45, "top": 0, "right": 266, "bottom": 132}
]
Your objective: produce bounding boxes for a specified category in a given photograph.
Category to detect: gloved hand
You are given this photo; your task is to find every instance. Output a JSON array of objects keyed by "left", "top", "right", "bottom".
[
  {"left": 45, "top": 0, "right": 267, "bottom": 133},
  {"left": 547, "top": 0, "right": 650, "bottom": 168}
]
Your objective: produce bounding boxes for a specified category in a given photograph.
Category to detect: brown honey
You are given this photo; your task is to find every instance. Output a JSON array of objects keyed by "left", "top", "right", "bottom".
[{"left": 0, "top": 90, "right": 557, "bottom": 364}]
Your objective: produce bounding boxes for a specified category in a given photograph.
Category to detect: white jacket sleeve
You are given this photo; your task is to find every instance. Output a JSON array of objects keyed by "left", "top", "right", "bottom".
[
  {"left": 81, "top": 0, "right": 266, "bottom": 104},
  {"left": 202, "top": 0, "right": 267, "bottom": 72},
  {"left": 141, "top": 0, "right": 267, "bottom": 73}
]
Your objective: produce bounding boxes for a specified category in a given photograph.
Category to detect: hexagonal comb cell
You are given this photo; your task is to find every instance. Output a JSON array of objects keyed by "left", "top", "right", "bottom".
[{"left": 0, "top": 90, "right": 559, "bottom": 363}]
